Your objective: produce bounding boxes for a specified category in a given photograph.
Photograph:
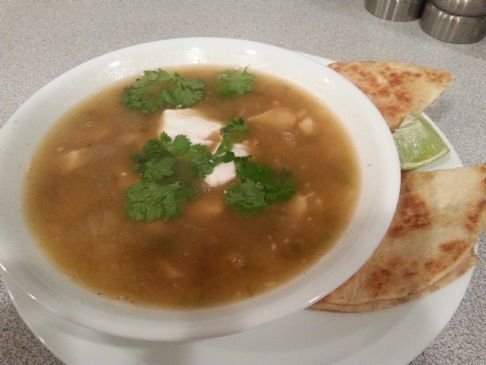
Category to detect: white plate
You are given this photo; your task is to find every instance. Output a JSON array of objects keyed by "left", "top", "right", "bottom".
[{"left": 3, "top": 54, "right": 471, "bottom": 365}]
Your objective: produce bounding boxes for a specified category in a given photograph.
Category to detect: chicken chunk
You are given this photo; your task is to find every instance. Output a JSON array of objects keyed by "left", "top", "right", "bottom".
[
  {"left": 298, "top": 116, "right": 316, "bottom": 135},
  {"left": 248, "top": 107, "right": 298, "bottom": 130}
]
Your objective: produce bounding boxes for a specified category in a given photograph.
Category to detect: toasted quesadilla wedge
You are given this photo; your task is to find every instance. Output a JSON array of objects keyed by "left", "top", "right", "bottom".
[
  {"left": 315, "top": 249, "right": 477, "bottom": 312},
  {"left": 312, "top": 164, "right": 486, "bottom": 312},
  {"left": 329, "top": 61, "right": 452, "bottom": 130}
]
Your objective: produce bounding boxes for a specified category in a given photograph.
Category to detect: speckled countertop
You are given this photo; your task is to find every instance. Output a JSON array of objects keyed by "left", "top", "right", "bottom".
[{"left": 0, "top": 1, "right": 485, "bottom": 364}]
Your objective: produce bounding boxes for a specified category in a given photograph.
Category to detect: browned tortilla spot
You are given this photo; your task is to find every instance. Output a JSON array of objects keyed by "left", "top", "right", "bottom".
[{"left": 389, "top": 192, "right": 431, "bottom": 237}]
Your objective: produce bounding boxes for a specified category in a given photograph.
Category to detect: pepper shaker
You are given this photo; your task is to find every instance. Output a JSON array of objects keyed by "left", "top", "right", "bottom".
[{"left": 420, "top": 1, "right": 486, "bottom": 43}]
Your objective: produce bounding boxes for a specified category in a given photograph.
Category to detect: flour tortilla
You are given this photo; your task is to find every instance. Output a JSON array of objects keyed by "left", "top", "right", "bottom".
[
  {"left": 315, "top": 250, "right": 476, "bottom": 312},
  {"left": 311, "top": 164, "right": 486, "bottom": 312},
  {"left": 329, "top": 61, "right": 452, "bottom": 130}
]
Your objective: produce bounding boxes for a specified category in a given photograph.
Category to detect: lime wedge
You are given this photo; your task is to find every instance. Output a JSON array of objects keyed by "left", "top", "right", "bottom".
[{"left": 393, "top": 112, "right": 449, "bottom": 170}]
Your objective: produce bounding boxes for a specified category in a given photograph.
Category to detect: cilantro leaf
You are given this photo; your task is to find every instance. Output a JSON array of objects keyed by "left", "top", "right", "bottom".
[
  {"left": 235, "top": 158, "right": 295, "bottom": 203},
  {"left": 213, "top": 117, "right": 250, "bottom": 164},
  {"left": 224, "top": 158, "right": 295, "bottom": 213},
  {"left": 224, "top": 180, "right": 268, "bottom": 213},
  {"left": 185, "top": 144, "right": 214, "bottom": 177},
  {"left": 131, "top": 138, "right": 169, "bottom": 174},
  {"left": 131, "top": 152, "right": 146, "bottom": 173},
  {"left": 122, "top": 69, "right": 204, "bottom": 113},
  {"left": 159, "top": 133, "right": 214, "bottom": 177},
  {"left": 215, "top": 69, "right": 255, "bottom": 98},
  {"left": 142, "top": 157, "right": 176, "bottom": 183},
  {"left": 221, "top": 116, "right": 250, "bottom": 137},
  {"left": 161, "top": 134, "right": 191, "bottom": 155},
  {"left": 125, "top": 182, "right": 187, "bottom": 221},
  {"left": 263, "top": 169, "right": 295, "bottom": 203},
  {"left": 143, "top": 138, "right": 169, "bottom": 159}
]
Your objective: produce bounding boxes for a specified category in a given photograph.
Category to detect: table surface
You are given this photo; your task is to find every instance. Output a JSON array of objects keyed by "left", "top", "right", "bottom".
[{"left": 1, "top": 1, "right": 485, "bottom": 364}]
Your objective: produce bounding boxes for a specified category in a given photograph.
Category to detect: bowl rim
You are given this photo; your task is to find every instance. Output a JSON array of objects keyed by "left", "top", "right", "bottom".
[{"left": 0, "top": 37, "right": 401, "bottom": 341}]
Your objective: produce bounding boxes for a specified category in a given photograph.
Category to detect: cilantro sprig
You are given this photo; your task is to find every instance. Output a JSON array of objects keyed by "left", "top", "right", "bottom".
[
  {"left": 213, "top": 117, "right": 250, "bottom": 164},
  {"left": 125, "top": 181, "right": 188, "bottom": 222},
  {"left": 121, "top": 70, "right": 204, "bottom": 113},
  {"left": 224, "top": 180, "right": 267, "bottom": 213},
  {"left": 125, "top": 133, "right": 214, "bottom": 222},
  {"left": 215, "top": 69, "right": 255, "bottom": 98},
  {"left": 224, "top": 158, "right": 295, "bottom": 213}
]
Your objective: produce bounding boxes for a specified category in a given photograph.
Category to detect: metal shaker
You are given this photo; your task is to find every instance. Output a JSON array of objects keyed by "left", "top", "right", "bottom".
[
  {"left": 431, "top": 0, "right": 486, "bottom": 17},
  {"left": 420, "top": 1, "right": 486, "bottom": 43},
  {"left": 365, "top": 0, "right": 426, "bottom": 21}
]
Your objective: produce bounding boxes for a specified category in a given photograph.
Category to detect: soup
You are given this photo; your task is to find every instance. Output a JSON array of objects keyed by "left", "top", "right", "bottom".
[{"left": 24, "top": 66, "right": 359, "bottom": 308}]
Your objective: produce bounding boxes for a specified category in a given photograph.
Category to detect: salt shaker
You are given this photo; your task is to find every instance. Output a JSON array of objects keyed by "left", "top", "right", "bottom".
[{"left": 365, "top": 0, "right": 426, "bottom": 21}]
